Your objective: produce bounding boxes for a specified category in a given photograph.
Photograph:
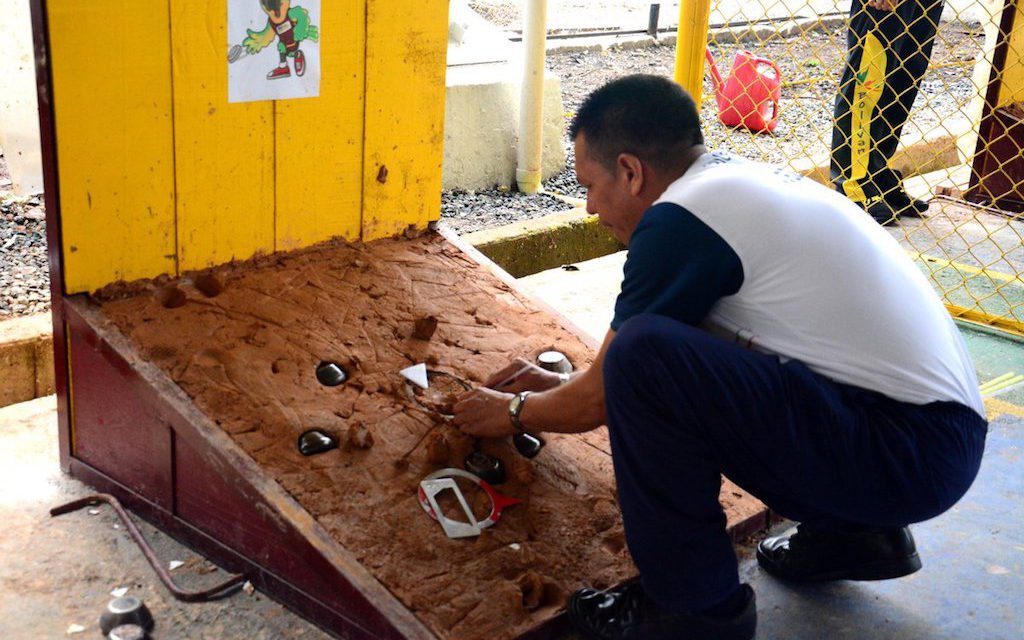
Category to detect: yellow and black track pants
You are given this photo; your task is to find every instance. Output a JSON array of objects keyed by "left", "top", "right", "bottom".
[{"left": 830, "top": 0, "right": 944, "bottom": 205}]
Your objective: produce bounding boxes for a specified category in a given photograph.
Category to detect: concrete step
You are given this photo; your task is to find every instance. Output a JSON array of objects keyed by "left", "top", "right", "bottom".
[{"left": 0, "top": 313, "right": 54, "bottom": 409}]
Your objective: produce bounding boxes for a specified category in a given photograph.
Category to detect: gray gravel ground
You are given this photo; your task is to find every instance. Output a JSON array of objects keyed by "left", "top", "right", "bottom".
[
  {"left": 440, "top": 19, "right": 983, "bottom": 234},
  {"left": 0, "top": 179, "right": 49, "bottom": 320}
]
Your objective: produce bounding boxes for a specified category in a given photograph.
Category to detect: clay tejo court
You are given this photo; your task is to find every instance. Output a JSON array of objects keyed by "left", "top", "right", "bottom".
[{"left": 11, "top": 0, "right": 1024, "bottom": 638}]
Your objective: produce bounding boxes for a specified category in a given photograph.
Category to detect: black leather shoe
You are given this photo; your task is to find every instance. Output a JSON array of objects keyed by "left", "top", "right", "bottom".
[
  {"left": 757, "top": 524, "right": 922, "bottom": 583},
  {"left": 568, "top": 581, "right": 756, "bottom": 640},
  {"left": 885, "top": 189, "right": 930, "bottom": 217},
  {"left": 865, "top": 199, "right": 899, "bottom": 226},
  {"left": 888, "top": 171, "right": 930, "bottom": 217}
]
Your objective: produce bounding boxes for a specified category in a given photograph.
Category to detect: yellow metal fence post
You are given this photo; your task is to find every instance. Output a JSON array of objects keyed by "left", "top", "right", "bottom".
[{"left": 675, "top": 0, "right": 712, "bottom": 109}]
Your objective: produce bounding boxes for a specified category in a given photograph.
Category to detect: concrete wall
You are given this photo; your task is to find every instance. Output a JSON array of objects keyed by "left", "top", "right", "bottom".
[
  {"left": 443, "top": 65, "right": 566, "bottom": 191},
  {"left": 0, "top": 0, "right": 44, "bottom": 195},
  {"left": 443, "top": 0, "right": 566, "bottom": 192}
]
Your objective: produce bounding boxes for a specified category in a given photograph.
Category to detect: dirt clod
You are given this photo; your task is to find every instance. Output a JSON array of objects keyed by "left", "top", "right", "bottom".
[
  {"left": 508, "top": 456, "right": 535, "bottom": 485},
  {"left": 413, "top": 315, "right": 439, "bottom": 340}
]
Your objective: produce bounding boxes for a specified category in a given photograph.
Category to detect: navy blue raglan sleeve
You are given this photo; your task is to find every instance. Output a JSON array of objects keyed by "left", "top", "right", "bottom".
[{"left": 611, "top": 203, "right": 744, "bottom": 331}]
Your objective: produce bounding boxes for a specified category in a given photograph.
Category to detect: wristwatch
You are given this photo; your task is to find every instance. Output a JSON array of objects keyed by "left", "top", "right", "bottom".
[{"left": 508, "top": 391, "right": 531, "bottom": 433}]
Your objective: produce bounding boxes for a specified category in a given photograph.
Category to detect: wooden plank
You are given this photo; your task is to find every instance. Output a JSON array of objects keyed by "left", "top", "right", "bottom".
[
  {"left": 47, "top": 0, "right": 177, "bottom": 293},
  {"left": 361, "top": 0, "right": 449, "bottom": 240},
  {"left": 29, "top": 0, "right": 73, "bottom": 469},
  {"left": 170, "top": 0, "right": 275, "bottom": 271},
  {"left": 66, "top": 304, "right": 174, "bottom": 510},
  {"left": 275, "top": 0, "right": 365, "bottom": 250}
]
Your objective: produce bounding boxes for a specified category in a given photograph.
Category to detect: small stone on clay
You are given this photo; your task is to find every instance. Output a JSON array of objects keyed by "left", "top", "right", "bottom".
[
  {"left": 412, "top": 315, "right": 439, "bottom": 340},
  {"left": 347, "top": 423, "right": 374, "bottom": 450}
]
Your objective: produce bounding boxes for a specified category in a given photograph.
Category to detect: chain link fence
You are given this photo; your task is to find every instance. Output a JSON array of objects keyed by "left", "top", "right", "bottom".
[{"left": 693, "top": 0, "right": 1024, "bottom": 335}]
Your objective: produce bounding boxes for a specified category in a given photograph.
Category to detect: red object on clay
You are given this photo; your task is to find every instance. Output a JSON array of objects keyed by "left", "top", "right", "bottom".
[{"left": 705, "top": 49, "right": 782, "bottom": 134}]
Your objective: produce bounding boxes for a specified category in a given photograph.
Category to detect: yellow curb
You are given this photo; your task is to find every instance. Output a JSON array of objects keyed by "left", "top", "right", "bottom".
[
  {"left": 985, "top": 396, "right": 1024, "bottom": 421},
  {"left": 462, "top": 207, "right": 623, "bottom": 278}
]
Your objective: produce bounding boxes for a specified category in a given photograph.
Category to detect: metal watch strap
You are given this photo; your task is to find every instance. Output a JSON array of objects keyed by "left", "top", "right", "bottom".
[{"left": 508, "top": 391, "right": 531, "bottom": 433}]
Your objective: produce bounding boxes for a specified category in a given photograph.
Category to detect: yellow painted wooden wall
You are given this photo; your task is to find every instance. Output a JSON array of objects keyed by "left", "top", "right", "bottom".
[{"left": 47, "top": 0, "right": 448, "bottom": 294}]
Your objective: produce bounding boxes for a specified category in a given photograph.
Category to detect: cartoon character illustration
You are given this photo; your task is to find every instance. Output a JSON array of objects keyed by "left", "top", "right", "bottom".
[{"left": 237, "top": 1, "right": 319, "bottom": 80}]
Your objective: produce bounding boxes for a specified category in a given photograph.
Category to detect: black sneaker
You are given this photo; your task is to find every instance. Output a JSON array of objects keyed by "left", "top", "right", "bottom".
[
  {"left": 568, "top": 581, "right": 757, "bottom": 640},
  {"left": 757, "top": 524, "right": 922, "bottom": 583}
]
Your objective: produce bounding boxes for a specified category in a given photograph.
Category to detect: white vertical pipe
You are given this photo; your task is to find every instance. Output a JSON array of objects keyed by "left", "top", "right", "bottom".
[{"left": 516, "top": 0, "right": 548, "bottom": 194}]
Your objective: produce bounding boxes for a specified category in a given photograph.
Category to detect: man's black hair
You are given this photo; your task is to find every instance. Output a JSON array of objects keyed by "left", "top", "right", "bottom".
[{"left": 569, "top": 74, "right": 704, "bottom": 170}]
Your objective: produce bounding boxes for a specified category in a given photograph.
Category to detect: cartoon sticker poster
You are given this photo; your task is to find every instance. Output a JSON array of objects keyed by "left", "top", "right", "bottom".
[{"left": 228, "top": 0, "right": 321, "bottom": 103}]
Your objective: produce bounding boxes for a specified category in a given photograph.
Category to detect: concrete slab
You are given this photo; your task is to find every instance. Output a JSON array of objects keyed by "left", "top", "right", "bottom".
[
  {"left": 517, "top": 250, "right": 625, "bottom": 343},
  {"left": 741, "top": 411, "right": 1024, "bottom": 639},
  {"left": 0, "top": 397, "right": 329, "bottom": 640},
  {"left": 0, "top": 314, "right": 54, "bottom": 408},
  {"left": 464, "top": 207, "right": 621, "bottom": 279},
  {"left": 443, "top": 64, "right": 566, "bottom": 191}
]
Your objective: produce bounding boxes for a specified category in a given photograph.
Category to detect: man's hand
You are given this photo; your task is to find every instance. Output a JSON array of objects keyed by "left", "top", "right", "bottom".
[
  {"left": 453, "top": 387, "right": 515, "bottom": 438},
  {"left": 485, "top": 357, "right": 561, "bottom": 393},
  {"left": 867, "top": 0, "right": 899, "bottom": 10}
]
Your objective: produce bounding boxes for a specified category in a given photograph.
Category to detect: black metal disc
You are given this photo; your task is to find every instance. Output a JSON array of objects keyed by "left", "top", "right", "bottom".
[
  {"left": 316, "top": 361, "right": 348, "bottom": 387},
  {"left": 464, "top": 450, "right": 506, "bottom": 485},
  {"left": 297, "top": 429, "right": 338, "bottom": 456}
]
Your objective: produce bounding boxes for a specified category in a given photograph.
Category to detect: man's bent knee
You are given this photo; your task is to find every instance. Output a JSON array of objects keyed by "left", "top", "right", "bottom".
[{"left": 605, "top": 314, "right": 705, "bottom": 383}]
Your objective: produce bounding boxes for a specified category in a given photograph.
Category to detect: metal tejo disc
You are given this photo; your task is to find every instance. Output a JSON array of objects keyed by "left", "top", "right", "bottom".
[
  {"left": 316, "top": 361, "right": 348, "bottom": 387},
  {"left": 297, "top": 429, "right": 338, "bottom": 456}
]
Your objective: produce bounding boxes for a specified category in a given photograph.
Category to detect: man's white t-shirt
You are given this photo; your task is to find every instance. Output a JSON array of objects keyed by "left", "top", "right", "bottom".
[{"left": 614, "top": 151, "right": 983, "bottom": 416}]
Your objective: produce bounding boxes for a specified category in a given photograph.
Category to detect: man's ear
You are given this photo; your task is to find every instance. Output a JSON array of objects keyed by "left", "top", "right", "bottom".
[{"left": 616, "top": 153, "right": 645, "bottom": 197}]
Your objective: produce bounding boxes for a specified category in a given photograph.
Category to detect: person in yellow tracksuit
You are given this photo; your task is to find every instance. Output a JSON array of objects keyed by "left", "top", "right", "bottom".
[{"left": 831, "top": 0, "right": 944, "bottom": 225}]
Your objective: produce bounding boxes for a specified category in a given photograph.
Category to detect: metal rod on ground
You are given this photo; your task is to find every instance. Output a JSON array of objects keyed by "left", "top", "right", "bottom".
[{"left": 50, "top": 494, "right": 247, "bottom": 602}]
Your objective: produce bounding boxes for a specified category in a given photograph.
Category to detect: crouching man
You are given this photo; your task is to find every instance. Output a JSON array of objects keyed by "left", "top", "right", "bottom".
[{"left": 453, "top": 75, "right": 986, "bottom": 640}]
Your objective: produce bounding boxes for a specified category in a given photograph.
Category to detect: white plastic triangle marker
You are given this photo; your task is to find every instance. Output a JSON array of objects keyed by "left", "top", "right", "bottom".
[{"left": 400, "top": 363, "right": 429, "bottom": 390}]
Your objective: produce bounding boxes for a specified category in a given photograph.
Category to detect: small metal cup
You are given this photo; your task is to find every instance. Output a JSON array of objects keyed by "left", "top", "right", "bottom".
[
  {"left": 537, "top": 351, "right": 572, "bottom": 374},
  {"left": 108, "top": 624, "right": 148, "bottom": 640},
  {"left": 99, "top": 597, "right": 154, "bottom": 636}
]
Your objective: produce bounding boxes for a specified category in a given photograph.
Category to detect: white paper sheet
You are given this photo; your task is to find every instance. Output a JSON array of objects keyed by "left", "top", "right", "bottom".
[{"left": 227, "top": 0, "right": 321, "bottom": 103}]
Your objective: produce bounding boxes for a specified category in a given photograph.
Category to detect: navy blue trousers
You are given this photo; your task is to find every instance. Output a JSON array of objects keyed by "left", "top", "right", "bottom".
[{"left": 603, "top": 314, "right": 987, "bottom": 614}]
